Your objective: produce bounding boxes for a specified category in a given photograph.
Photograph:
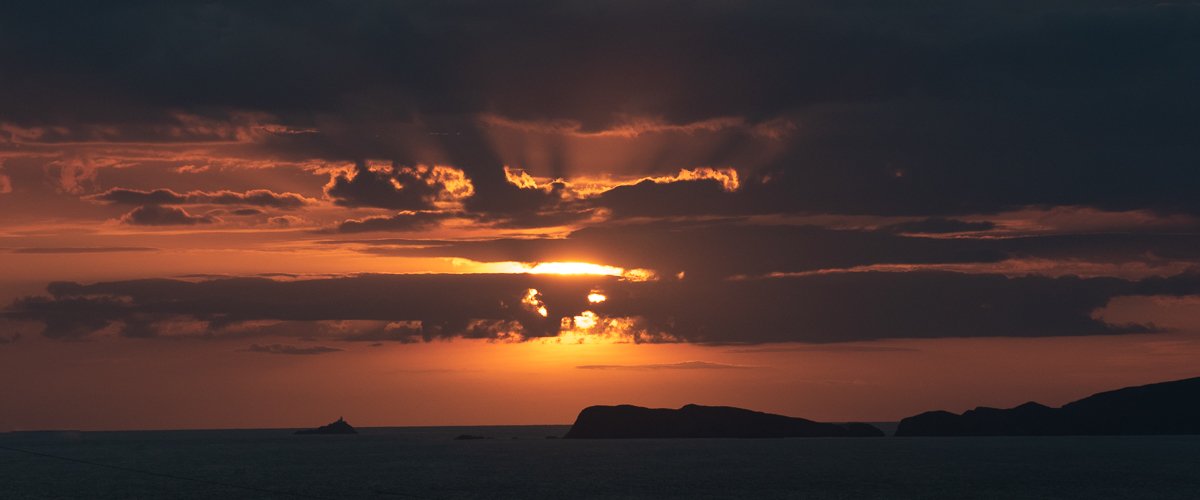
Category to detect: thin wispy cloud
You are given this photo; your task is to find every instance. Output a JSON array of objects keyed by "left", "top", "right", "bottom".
[
  {"left": 12, "top": 247, "right": 159, "bottom": 254},
  {"left": 243, "top": 344, "right": 343, "bottom": 356},
  {"left": 726, "top": 345, "right": 919, "bottom": 354},
  {"left": 576, "top": 361, "right": 757, "bottom": 370}
]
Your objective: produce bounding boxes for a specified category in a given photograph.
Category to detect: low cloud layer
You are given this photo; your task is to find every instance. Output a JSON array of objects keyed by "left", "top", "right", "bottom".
[
  {"left": 244, "top": 344, "right": 343, "bottom": 355},
  {"left": 576, "top": 361, "right": 754, "bottom": 370},
  {"left": 330, "top": 220, "right": 1200, "bottom": 281},
  {"left": 89, "top": 188, "right": 314, "bottom": 209},
  {"left": 335, "top": 211, "right": 462, "bottom": 233},
  {"left": 12, "top": 247, "right": 159, "bottom": 254},
  {"left": 121, "top": 205, "right": 216, "bottom": 226},
  {"left": 7, "top": 271, "right": 1200, "bottom": 344}
]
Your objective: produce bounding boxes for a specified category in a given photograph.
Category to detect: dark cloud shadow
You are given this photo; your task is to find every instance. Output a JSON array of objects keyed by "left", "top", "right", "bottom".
[{"left": 243, "top": 343, "right": 343, "bottom": 355}]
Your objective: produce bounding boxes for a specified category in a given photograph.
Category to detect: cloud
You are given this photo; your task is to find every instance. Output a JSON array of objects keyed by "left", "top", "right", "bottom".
[
  {"left": 120, "top": 205, "right": 217, "bottom": 226},
  {"left": 8, "top": 271, "right": 1200, "bottom": 343},
  {"left": 5, "top": 274, "right": 596, "bottom": 340},
  {"left": 229, "top": 208, "right": 264, "bottom": 216},
  {"left": 243, "top": 344, "right": 343, "bottom": 355},
  {"left": 12, "top": 247, "right": 159, "bottom": 254},
  {"left": 3, "top": 2, "right": 1200, "bottom": 219},
  {"left": 89, "top": 188, "right": 314, "bottom": 209},
  {"left": 174, "top": 165, "right": 210, "bottom": 174},
  {"left": 576, "top": 361, "right": 755, "bottom": 370},
  {"left": 340, "top": 221, "right": 1007, "bottom": 280},
  {"left": 725, "top": 345, "right": 918, "bottom": 354},
  {"left": 43, "top": 156, "right": 103, "bottom": 195},
  {"left": 481, "top": 114, "right": 775, "bottom": 139},
  {"left": 324, "top": 160, "right": 473, "bottom": 210},
  {"left": 268, "top": 215, "right": 304, "bottom": 227},
  {"left": 335, "top": 211, "right": 460, "bottom": 233},
  {"left": 590, "top": 174, "right": 740, "bottom": 219},
  {"left": 334, "top": 219, "right": 1200, "bottom": 280},
  {"left": 882, "top": 218, "right": 996, "bottom": 235}
]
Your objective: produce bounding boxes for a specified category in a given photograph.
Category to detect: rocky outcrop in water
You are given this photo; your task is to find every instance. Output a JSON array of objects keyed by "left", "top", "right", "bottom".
[
  {"left": 295, "top": 417, "right": 358, "bottom": 435},
  {"left": 896, "top": 376, "right": 1200, "bottom": 436},
  {"left": 563, "top": 404, "right": 884, "bottom": 439}
]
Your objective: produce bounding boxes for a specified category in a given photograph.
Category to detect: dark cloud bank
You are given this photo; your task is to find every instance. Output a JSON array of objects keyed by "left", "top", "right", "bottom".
[
  {"left": 7, "top": 271, "right": 1200, "bottom": 344},
  {"left": 89, "top": 188, "right": 313, "bottom": 209},
  {"left": 5, "top": 1, "right": 1200, "bottom": 347},
  {"left": 4, "top": 1, "right": 1200, "bottom": 219},
  {"left": 336, "top": 220, "right": 1200, "bottom": 280}
]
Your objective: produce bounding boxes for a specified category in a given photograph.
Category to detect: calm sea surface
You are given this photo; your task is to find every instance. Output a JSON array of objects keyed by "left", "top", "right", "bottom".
[{"left": 2, "top": 426, "right": 1199, "bottom": 499}]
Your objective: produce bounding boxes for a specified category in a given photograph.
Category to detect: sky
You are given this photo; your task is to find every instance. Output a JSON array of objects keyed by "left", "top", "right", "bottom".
[{"left": 3, "top": 0, "right": 1200, "bottom": 431}]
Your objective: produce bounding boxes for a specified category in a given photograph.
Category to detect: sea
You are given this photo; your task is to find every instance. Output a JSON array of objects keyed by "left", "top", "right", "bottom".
[{"left": 2, "top": 425, "right": 1199, "bottom": 499}]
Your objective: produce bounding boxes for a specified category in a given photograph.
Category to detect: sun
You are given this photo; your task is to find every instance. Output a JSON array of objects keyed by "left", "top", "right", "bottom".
[
  {"left": 480, "top": 260, "right": 657, "bottom": 281},
  {"left": 525, "top": 262, "right": 625, "bottom": 276}
]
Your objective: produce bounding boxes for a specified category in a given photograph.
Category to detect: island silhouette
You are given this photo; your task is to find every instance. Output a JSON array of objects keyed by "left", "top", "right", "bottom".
[
  {"left": 562, "top": 377, "right": 1200, "bottom": 439},
  {"left": 563, "top": 403, "right": 884, "bottom": 438},
  {"left": 294, "top": 417, "right": 358, "bottom": 435},
  {"left": 896, "top": 376, "right": 1200, "bottom": 436}
]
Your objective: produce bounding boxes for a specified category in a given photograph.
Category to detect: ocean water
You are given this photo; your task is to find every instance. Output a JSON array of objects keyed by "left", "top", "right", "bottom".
[{"left": 2, "top": 426, "right": 1199, "bottom": 499}]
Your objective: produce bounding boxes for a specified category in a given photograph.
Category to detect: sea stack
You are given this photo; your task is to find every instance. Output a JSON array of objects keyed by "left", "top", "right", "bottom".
[
  {"left": 564, "top": 404, "right": 884, "bottom": 439},
  {"left": 295, "top": 416, "right": 358, "bottom": 435}
]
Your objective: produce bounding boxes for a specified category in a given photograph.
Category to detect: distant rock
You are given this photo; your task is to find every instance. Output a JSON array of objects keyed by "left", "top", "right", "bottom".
[
  {"left": 453, "top": 434, "right": 489, "bottom": 440},
  {"left": 563, "top": 404, "right": 884, "bottom": 439},
  {"left": 294, "top": 417, "right": 357, "bottom": 435},
  {"left": 896, "top": 376, "right": 1200, "bottom": 436}
]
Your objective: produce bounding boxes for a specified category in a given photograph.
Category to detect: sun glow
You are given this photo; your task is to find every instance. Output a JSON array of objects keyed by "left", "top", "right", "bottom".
[
  {"left": 572, "top": 310, "right": 599, "bottom": 330},
  {"left": 464, "top": 260, "right": 657, "bottom": 281},
  {"left": 587, "top": 291, "right": 607, "bottom": 303},
  {"left": 522, "top": 288, "right": 548, "bottom": 317},
  {"left": 526, "top": 262, "right": 624, "bottom": 276},
  {"left": 549, "top": 314, "right": 674, "bottom": 345}
]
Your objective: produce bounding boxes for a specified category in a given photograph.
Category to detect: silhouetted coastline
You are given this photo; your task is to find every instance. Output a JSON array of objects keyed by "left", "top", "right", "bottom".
[
  {"left": 896, "top": 376, "right": 1200, "bottom": 436},
  {"left": 564, "top": 404, "right": 884, "bottom": 438}
]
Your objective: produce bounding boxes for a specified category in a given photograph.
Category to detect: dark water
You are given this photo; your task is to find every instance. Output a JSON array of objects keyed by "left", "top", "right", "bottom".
[{"left": 2, "top": 426, "right": 1199, "bottom": 499}]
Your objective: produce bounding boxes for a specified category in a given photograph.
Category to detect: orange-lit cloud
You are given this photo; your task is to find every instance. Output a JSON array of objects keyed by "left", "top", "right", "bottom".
[
  {"left": 324, "top": 161, "right": 475, "bottom": 210},
  {"left": 500, "top": 166, "right": 741, "bottom": 200},
  {"left": 120, "top": 205, "right": 217, "bottom": 226},
  {"left": 88, "top": 188, "right": 317, "bottom": 209},
  {"left": 760, "top": 259, "right": 1200, "bottom": 281},
  {"left": 553, "top": 313, "right": 675, "bottom": 345},
  {"left": 481, "top": 113, "right": 793, "bottom": 140},
  {"left": 503, "top": 166, "right": 541, "bottom": 190},
  {"left": 1, "top": 112, "right": 312, "bottom": 146},
  {"left": 522, "top": 288, "right": 549, "bottom": 317}
]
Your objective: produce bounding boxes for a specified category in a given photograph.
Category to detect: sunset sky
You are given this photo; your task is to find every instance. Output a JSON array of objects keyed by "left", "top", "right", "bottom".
[{"left": 3, "top": 1, "right": 1200, "bottom": 431}]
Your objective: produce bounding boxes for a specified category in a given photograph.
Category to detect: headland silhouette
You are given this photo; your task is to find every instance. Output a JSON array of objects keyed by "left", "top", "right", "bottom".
[
  {"left": 564, "top": 403, "right": 884, "bottom": 438},
  {"left": 896, "top": 376, "right": 1200, "bottom": 436}
]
